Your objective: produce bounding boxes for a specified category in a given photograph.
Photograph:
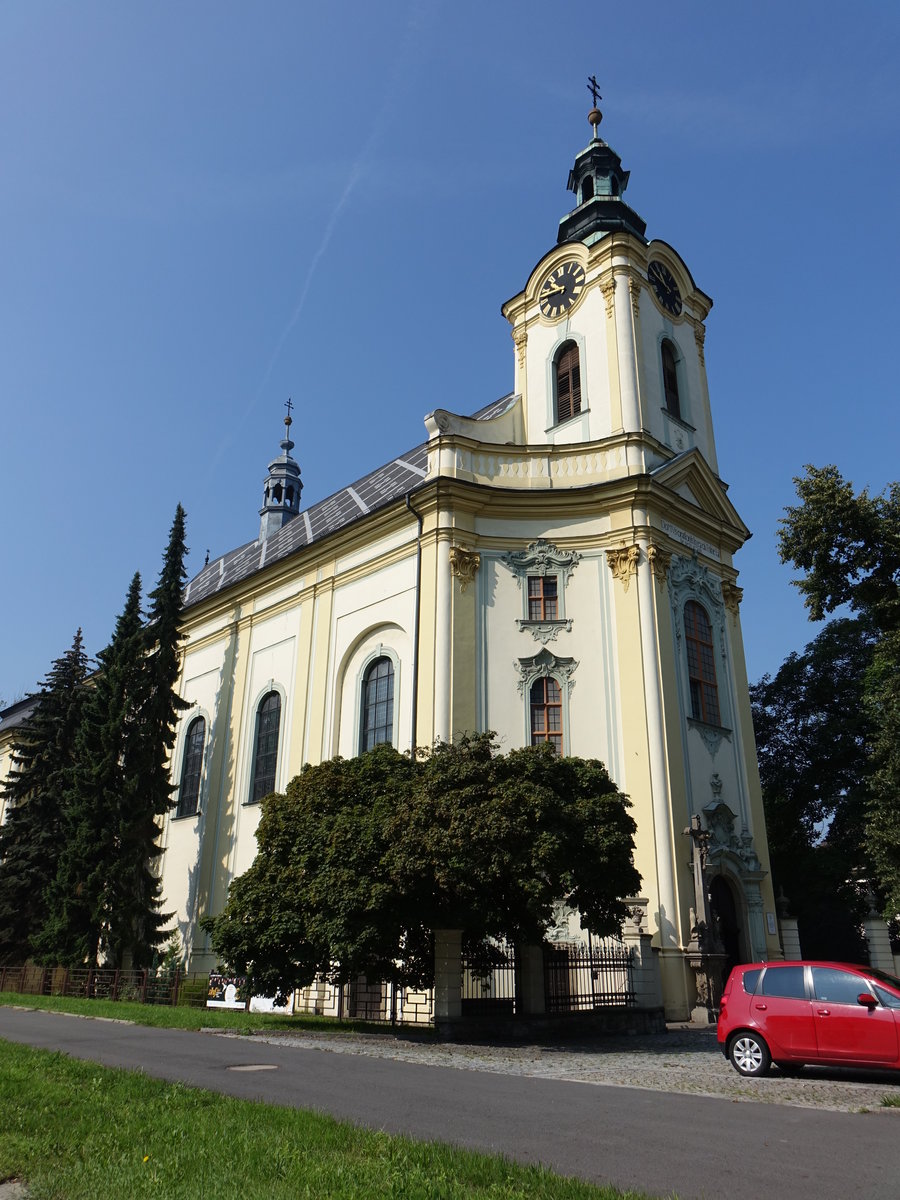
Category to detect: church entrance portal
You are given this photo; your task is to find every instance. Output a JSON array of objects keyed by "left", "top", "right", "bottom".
[{"left": 710, "top": 875, "right": 742, "bottom": 978}]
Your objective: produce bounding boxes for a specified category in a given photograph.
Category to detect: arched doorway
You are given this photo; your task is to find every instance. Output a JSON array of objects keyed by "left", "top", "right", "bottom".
[{"left": 709, "top": 875, "right": 743, "bottom": 977}]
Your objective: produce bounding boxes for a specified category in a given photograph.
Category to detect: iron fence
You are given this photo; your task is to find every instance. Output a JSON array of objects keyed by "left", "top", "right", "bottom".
[
  {"left": 544, "top": 939, "right": 635, "bottom": 1012},
  {"left": 0, "top": 964, "right": 210, "bottom": 1007},
  {"left": 460, "top": 942, "right": 518, "bottom": 1015}
]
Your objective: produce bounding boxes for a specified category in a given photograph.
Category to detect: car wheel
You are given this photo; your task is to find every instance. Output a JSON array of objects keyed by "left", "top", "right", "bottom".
[{"left": 729, "top": 1032, "right": 771, "bottom": 1077}]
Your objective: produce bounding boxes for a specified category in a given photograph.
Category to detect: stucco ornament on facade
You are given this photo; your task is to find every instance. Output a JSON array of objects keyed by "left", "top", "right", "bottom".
[
  {"left": 647, "top": 543, "right": 672, "bottom": 586},
  {"left": 721, "top": 580, "right": 743, "bottom": 615},
  {"left": 599, "top": 275, "right": 616, "bottom": 319},
  {"left": 693, "top": 322, "right": 706, "bottom": 366},
  {"left": 512, "top": 325, "right": 527, "bottom": 368},
  {"left": 501, "top": 539, "right": 581, "bottom": 642},
  {"left": 605, "top": 544, "right": 640, "bottom": 591},
  {"left": 449, "top": 546, "right": 481, "bottom": 593},
  {"left": 515, "top": 647, "right": 578, "bottom": 696},
  {"left": 627, "top": 274, "right": 641, "bottom": 319}
]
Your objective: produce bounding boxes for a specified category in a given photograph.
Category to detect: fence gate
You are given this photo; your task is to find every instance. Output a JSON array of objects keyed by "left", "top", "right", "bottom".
[{"left": 544, "top": 939, "right": 635, "bottom": 1013}]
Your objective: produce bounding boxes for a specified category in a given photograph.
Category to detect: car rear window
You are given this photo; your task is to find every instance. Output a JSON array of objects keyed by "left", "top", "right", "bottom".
[
  {"left": 741, "top": 969, "right": 762, "bottom": 995},
  {"left": 761, "top": 966, "right": 806, "bottom": 999}
]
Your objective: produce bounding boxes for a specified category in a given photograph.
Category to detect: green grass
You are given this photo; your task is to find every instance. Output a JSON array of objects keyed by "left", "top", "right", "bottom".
[
  {"left": 881, "top": 1093, "right": 900, "bottom": 1107},
  {"left": 0, "top": 1040, "right": 656, "bottom": 1200},
  {"left": 0, "top": 989, "right": 422, "bottom": 1036}
]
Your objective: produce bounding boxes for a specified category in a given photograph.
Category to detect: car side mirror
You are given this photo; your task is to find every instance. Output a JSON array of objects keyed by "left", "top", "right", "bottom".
[{"left": 858, "top": 992, "right": 878, "bottom": 1009}]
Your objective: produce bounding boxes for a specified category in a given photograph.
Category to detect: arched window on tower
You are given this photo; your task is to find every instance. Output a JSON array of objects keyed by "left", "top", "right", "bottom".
[
  {"left": 581, "top": 176, "right": 594, "bottom": 203},
  {"left": 360, "top": 657, "right": 394, "bottom": 752},
  {"left": 684, "top": 601, "right": 720, "bottom": 725},
  {"left": 530, "top": 676, "right": 563, "bottom": 754},
  {"left": 554, "top": 341, "right": 582, "bottom": 425},
  {"left": 175, "top": 716, "right": 205, "bottom": 818},
  {"left": 661, "top": 340, "right": 681, "bottom": 420},
  {"left": 249, "top": 691, "right": 281, "bottom": 803}
]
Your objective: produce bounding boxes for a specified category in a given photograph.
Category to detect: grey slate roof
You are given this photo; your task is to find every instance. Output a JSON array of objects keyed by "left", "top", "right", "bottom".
[{"left": 183, "top": 393, "right": 516, "bottom": 612}]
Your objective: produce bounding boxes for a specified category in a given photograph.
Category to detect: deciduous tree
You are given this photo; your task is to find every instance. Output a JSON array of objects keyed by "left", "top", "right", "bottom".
[
  {"left": 778, "top": 465, "right": 900, "bottom": 917},
  {"left": 204, "top": 735, "right": 640, "bottom": 1004}
]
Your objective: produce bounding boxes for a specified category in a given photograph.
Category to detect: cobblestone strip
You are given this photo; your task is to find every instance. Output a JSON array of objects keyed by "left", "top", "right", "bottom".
[{"left": 217, "top": 1025, "right": 900, "bottom": 1114}]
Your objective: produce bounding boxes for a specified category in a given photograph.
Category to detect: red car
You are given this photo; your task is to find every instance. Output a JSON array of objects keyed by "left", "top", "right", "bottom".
[{"left": 718, "top": 960, "right": 900, "bottom": 1076}]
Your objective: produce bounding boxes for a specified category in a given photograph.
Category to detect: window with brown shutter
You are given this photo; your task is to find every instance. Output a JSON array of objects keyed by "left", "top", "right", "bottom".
[
  {"left": 662, "top": 340, "right": 681, "bottom": 420},
  {"left": 555, "top": 342, "right": 581, "bottom": 425}
]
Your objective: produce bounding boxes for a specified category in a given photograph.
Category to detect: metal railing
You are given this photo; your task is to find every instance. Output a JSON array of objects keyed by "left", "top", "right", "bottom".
[{"left": 544, "top": 939, "right": 635, "bottom": 1012}]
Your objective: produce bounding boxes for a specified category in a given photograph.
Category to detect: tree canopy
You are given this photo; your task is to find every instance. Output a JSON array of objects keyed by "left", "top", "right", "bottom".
[
  {"left": 204, "top": 734, "right": 640, "bottom": 1004},
  {"left": 0, "top": 631, "right": 89, "bottom": 965},
  {"left": 750, "top": 617, "right": 874, "bottom": 960},
  {"left": 778, "top": 465, "right": 900, "bottom": 919}
]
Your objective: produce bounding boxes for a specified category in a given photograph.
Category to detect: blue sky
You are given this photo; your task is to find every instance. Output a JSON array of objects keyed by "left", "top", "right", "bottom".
[{"left": 2, "top": 1, "right": 898, "bottom": 700}]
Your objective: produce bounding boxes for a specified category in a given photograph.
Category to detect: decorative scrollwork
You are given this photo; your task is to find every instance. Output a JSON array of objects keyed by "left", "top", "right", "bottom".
[
  {"left": 605, "top": 545, "right": 640, "bottom": 591},
  {"left": 647, "top": 543, "right": 672, "bottom": 586},
  {"left": 721, "top": 580, "right": 743, "bottom": 615},
  {"left": 449, "top": 546, "right": 481, "bottom": 593}
]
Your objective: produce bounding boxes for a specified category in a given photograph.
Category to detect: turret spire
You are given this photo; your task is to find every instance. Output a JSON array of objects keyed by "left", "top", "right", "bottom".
[
  {"left": 258, "top": 399, "right": 303, "bottom": 542},
  {"left": 557, "top": 80, "right": 647, "bottom": 245}
]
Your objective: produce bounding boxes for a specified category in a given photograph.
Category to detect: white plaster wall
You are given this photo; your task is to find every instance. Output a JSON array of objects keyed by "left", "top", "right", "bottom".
[
  {"left": 477, "top": 541, "right": 621, "bottom": 782},
  {"left": 327, "top": 555, "right": 417, "bottom": 759},
  {"left": 162, "top": 638, "right": 233, "bottom": 957},
  {"left": 522, "top": 285, "right": 613, "bottom": 447},
  {"left": 229, "top": 607, "right": 300, "bottom": 881}
]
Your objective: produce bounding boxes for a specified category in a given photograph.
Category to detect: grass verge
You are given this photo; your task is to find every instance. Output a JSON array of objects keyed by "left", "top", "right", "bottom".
[
  {"left": 0, "top": 1040, "right": 654, "bottom": 1200},
  {"left": 0, "top": 989, "right": 414, "bottom": 1036}
]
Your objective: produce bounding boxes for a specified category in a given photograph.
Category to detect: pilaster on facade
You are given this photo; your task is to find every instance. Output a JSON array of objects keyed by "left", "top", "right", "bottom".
[
  {"left": 647, "top": 543, "right": 672, "bottom": 587},
  {"left": 721, "top": 580, "right": 743, "bottom": 616}
]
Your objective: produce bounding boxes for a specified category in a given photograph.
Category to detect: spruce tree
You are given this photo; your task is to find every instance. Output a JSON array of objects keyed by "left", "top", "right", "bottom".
[
  {"left": 0, "top": 630, "right": 89, "bottom": 965},
  {"left": 37, "top": 576, "right": 146, "bottom": 967},
  {"left": 115, "top": 505, "right": 188, "bottom": 967}
]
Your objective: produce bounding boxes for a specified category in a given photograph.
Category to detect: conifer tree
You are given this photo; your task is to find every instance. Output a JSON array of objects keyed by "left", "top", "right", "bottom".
[
  {"left": 37, "top": 577, "right": 146, "bottom": 967},
  {"left": 115, "top": 505, "right": 188, "bottom": 966},
  {"left": 0, "top": 630, "right": 89, "bottom": 965}
]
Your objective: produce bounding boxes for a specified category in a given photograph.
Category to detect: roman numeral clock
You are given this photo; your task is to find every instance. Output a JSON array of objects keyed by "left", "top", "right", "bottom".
[{"left": 538, "top": 260, "right": 586, "bottom": 319}]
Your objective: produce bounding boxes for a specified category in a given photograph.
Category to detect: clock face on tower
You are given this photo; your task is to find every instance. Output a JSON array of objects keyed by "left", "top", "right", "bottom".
[
  {"left": 539, "top": 260, "right": 586, "bottom": 319},
  {"left": 647, "top": 260, "right": 683, "bottom": 316}
]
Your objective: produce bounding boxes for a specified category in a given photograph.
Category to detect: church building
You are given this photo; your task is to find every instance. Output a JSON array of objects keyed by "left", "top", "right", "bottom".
[{"left": 158, "top": 97, "right": 782, "bottom": 1021}]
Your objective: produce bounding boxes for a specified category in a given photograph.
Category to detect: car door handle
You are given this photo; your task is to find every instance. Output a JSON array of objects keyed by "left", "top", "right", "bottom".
[
  {"left": 817, "top": 1008, "right": 831, "bottom": 1016},
  {"left": 754, "top": 1003, "right": 767, "bottom": 1011}
]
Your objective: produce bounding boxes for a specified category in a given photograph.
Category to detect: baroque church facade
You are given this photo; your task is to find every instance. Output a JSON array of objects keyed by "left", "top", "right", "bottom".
[{"left": 158, "top": 102, "right": 781, "bottom": 1021}]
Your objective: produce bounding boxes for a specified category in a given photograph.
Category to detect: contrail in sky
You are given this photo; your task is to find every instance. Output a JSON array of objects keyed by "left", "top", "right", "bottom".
[{"left": 205, "top": 0, "right": 437, "bottom": 484}]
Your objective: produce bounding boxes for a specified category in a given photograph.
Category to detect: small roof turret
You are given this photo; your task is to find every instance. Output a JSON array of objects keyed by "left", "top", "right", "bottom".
[{"left": 259, "top": 399, "right": 303, "bottom": 543}]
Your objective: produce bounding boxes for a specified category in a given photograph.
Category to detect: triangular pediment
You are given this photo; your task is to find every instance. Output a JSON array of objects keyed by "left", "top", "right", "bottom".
[{"left": 650, "top": 450, "right": 750, "bottom": 542}]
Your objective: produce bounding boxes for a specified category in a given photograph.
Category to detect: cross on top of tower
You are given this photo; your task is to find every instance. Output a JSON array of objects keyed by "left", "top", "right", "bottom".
[
  {"left": 284, "top": 396, "right": 294, "bottom": 427},
  {"left": 587, "top": 75, "right": 602, "bottom": 108}
]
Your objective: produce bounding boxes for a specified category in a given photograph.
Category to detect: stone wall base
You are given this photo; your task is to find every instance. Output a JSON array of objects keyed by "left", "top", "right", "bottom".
[{"left": 435, "top": 1006, "right": 666, "bottom": 1042}]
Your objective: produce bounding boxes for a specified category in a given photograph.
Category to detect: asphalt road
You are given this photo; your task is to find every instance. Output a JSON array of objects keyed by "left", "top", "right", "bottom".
[{"left": 3, "top": 1008, "right": 899, "bottom": 1200}]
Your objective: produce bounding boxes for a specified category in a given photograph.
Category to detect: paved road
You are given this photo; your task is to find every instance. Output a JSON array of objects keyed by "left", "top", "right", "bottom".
[{"left": 3, "top": 1008, "right": 900, "bottom": 1200}]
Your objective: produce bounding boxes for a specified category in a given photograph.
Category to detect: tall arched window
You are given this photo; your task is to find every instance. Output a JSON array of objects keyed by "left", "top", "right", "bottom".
[
  {"left": 684, "top": 601, "right": 720, "bottom": 725},
  {"left": 360, "top": 657, "right": 394, "bottom": 752},
  {"left": 249, "top": 691, "right": 281, "bottom": 804},
  {"left": 661, "top": 340, "right": 681, "bottom": 420},
  {"left": 530, "top": 676, "right": 562, "bottom": 753},
  {"left": 581, "top": 175, "right": 594, "bottom": 202},
  {"left": 175, "top": 716, "right": 205, "bottom": 818},
  {"left": 554, "top": 341, "right": 582, "bottom": 425}
]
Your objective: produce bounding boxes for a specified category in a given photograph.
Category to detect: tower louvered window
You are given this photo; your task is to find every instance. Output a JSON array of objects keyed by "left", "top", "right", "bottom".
[
  {"left": 662, "top": 340, "right": 681, "bottom": 420},
  {"left": 360, "top": 657, "right": 394, "bottom": 752},
  {"left": 554, "top": 342, "right": 582, "bottom": 424},
  {"left": 684, "top": 601, "right": 720, "bottom": 725},
  {"left": 249, "top": 691, "right": 281, "bottom": 804},
  {"left": 176, "top": 716, "right": 205, "bottom": 818}
]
